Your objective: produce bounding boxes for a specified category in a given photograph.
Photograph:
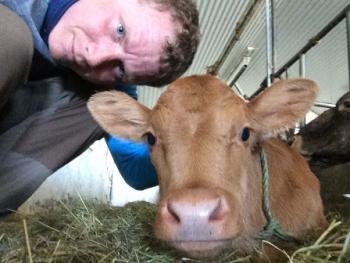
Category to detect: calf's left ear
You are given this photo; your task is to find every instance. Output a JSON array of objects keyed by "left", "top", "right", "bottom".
[
  {"left": 248, "top": 79, "right": 318, "bottom": 136},
  {"left": 87, "top": 91, "right": 150, "bottom": 141}
]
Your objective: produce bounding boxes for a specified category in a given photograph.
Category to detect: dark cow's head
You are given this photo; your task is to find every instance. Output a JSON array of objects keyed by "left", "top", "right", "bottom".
[
  {"left": 88, "top": 75, "right": 326, "bottom": 258},
  {"left": 292, "top": 92, "right": 350, "bottom": 169}
]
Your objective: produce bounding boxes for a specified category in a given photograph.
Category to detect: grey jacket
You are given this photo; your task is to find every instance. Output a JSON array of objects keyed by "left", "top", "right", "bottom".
[{"left": 0, "top": 0, "right": 53, "bottom": 63}]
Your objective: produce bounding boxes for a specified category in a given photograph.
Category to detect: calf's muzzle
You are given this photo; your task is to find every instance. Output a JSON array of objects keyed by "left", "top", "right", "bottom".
[{"left": 154, "top": 188, "right": 241, "bottom": 257}]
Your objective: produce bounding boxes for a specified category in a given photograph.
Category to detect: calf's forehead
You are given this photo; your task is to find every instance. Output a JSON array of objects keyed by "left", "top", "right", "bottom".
[{"left": 150, "top": 75, "right": 248, "bottom": 134}]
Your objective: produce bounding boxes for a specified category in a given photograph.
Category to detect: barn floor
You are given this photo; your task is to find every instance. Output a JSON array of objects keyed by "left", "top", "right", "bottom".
[{"left": 0, "top": 199, "right": 349, "bottom": 262}]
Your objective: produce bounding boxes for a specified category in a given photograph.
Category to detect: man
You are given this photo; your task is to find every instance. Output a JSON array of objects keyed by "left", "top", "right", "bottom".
[{"left": 0, "top": 0, "right": 199, "bottom": 214}]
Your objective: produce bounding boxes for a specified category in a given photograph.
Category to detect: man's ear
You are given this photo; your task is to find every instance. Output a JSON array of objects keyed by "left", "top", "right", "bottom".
[
  {"left": 248, "top": 79, "right": 319, "bottom": 136},
  {"left": 87, "top": 91, "right": 151, "bottom": 141}
]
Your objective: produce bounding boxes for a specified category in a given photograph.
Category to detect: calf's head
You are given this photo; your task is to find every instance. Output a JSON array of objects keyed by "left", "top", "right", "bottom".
[{"left": 88, "top": 75, "right": 322, "bottom": 258}]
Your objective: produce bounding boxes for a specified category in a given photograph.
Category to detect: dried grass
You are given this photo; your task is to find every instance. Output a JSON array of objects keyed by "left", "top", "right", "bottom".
[{"left": 0, "top": 199, "right": 349, "bottom": 263}]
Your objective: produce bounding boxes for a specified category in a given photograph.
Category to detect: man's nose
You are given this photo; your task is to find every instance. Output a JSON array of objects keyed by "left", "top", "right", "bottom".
[{"left": 85, "top": 42, "right": 122, "bottom": 67}]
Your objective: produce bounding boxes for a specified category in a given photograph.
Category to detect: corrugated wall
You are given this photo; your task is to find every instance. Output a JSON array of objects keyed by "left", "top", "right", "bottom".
[
  {"left": 138, "top": 0, "right": 252, "bottom": 107},
  {"left": 138, "top": 0, "right": 350, "bottom": 109}
]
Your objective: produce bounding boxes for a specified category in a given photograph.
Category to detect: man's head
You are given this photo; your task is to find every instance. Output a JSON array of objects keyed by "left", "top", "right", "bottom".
[{"left": 48, "top": 0, "right": 199, "bottom": 87}]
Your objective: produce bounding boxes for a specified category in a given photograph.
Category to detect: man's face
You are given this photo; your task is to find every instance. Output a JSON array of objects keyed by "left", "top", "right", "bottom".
[{"left": 48, "top": 0, "right": 177, "bottom": 85}]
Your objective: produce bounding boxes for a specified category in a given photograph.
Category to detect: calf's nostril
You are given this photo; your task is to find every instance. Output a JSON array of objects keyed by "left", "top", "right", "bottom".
[
  {"left": 209, "top": 199, "right": 224, "bottom": 221},
  {"left": 167, "top": 202, "right": 181, "bottom": 224}
]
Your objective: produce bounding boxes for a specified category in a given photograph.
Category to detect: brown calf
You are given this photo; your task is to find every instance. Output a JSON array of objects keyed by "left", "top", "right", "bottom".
[{"left": 88, "top": 75, "right": 326, "bottom": 258}]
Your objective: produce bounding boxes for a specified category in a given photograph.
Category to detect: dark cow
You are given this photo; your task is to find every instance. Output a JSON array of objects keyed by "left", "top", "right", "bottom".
[
  {"left": 292, "top": 92, "right": 350, "bottom": 169},
  {"left": 87, "top": 75, "right": 327, "bottom": 259},
  {"left": 292, "top": 92, "right": 350, "bottom": 217}
]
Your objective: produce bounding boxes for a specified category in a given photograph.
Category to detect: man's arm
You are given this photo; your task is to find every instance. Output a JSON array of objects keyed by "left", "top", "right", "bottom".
[
  {"left": 106, "top": 136, "right": 158, "bottom": 190},
  {"left": 107, "top": 84, "right": 158, "bottom": 190}
]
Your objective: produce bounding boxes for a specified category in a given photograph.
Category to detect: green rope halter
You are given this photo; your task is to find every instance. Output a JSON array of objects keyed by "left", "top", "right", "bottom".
[{"left": 256, "top": 146, "right": 298, "bottom": 242}]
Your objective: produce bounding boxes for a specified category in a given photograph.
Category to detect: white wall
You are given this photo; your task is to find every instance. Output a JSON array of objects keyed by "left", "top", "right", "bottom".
[{"left": 19, "top": 139, "right": 159, "bottom": 214}]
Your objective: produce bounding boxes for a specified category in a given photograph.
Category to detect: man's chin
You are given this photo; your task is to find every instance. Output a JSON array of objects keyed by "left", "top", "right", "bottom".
[
  {"left": 73, "top": 72, "right": 114, "bottom": 86},
  {"left": 75, "top": 72, "right": 117, "bottom": 86},
  {"left": 56, "top": 62, "right": 117, "bottom": 85}
]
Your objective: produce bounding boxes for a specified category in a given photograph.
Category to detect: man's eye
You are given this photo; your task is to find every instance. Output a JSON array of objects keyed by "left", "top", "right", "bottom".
[{"left": 116, "top": 23, "right": 125, "bottom": 37}]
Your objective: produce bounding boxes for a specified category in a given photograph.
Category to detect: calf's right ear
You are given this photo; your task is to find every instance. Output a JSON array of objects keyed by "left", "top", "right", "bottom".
[{"left": 87, "top": 91, "right": 151, "bottom": 141}]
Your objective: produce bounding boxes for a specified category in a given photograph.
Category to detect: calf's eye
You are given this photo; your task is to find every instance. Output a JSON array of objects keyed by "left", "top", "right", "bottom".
[
  {"left": 146, "top": 132, "right": 157, "bottom": 146},
  {"left": 240, "top": 127, "right": 250, "bottom": 142}
]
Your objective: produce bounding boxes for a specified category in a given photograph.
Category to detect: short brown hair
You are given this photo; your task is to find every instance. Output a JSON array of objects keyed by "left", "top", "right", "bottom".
[{"left": 139, "top": 0, "right": 200, "bottom": 87}]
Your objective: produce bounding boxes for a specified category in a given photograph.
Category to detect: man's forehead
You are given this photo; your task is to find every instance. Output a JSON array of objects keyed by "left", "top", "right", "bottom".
[{"left": 122, "top": 9, "right": 176, "bottom": 77}]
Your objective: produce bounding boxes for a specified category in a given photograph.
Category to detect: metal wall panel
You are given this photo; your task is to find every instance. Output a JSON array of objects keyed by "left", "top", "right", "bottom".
[
  {"left": 233, "top": 0, "right": 349, "bottom": 101},
  {"left": 138, "top": 0, "right": 251, "bottom": 107},
  {"left": 138, "top": 0, "right": 350, "bottom": 108}
]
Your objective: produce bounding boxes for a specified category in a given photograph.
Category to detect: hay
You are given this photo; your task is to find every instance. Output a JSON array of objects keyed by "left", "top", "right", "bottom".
[{"left": 0, "top": 199, "right": 349, "bottom": 263}]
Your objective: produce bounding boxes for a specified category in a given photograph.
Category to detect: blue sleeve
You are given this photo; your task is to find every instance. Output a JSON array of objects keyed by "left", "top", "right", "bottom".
[
  {"left": 106, "top": 136, "right": 158, "bottom": 190},
  {"left": 106, "top": 83, "right": 158, "bottom": 190},
  {"left": 114, "top": 83, "right": 138, "bottom": 100}
]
